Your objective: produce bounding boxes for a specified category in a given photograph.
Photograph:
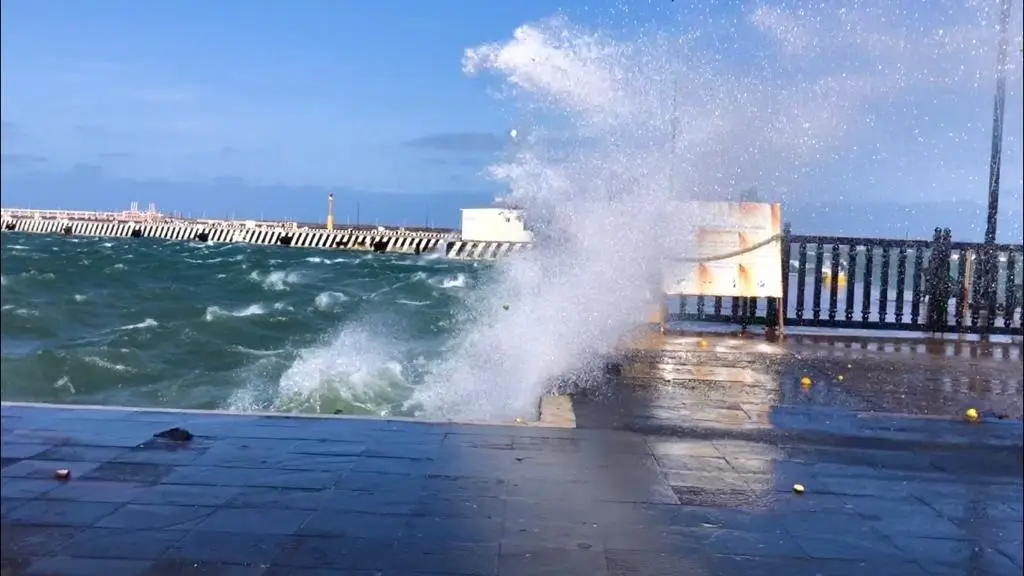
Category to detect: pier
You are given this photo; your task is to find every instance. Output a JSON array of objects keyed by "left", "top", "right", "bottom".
[
  {"left": 0, "top": 209, "right": 530, "bottom": 261},
  {"left": 2, "top": 334, "right": 1021, "bottom": 575}
]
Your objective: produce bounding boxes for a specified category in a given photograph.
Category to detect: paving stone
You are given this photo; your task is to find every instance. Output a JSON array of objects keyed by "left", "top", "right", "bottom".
[
  {"left": 404, "top": 515, "right": 503, "bottom": 544},
  {"left": 33, "top": 446, "right": 129, "bottom": 463},
  {"left": 263, "top": 568, "right": 372, "bottom": 576},
  {"left": 1, "top": 458, "right": 104, "bottom": 480},
  {"left": 43, "top": 480, "right": 151, "bottom": 503},
  {"left": 498, "top": 546, "right": 608, "bottom": 575},
  {"left": 25, "top": 556, "right": 152, "bottom": 575},
  {"left": 222, "top": 486, "right": 325, "bottom": 510},
  {"left": 391, "top": 540, "right": 498, "bottom": 575},
  {"left": 411, "top": 492, "right": 505, "bottom": 518},
  {"left": 3, "top": 443, "right": 60, "bottom": 459},
  {"left": 55, "top": 527, "right": 186, "bottom": 560},
  {"left": 333, "top": 470, "right": 426, "bottom": 492},
  {"left": 161, "top": 466, "right": 336, "bottom": 490},
  {"left": 502, "top": 519, "right": 604, "bottom": 553},
  {"left": 300, "top": 488, "right": 413, "bottom": 516},
  {"left": 420, "top": 474, "right": 506, "bottom": 498},
  {"left": 0, "top": 556, "right": 33, "bottom": 575},
  {"left": 288, "top": 439, "right": 366, "bottom": 457},
  {"left": 143, "top": 559, "right": 268, "bottom": 575},
  {"left": 1, "top": 498, "right": 30, "bottom": 516},
  {"left": 94, "top": 504, "right": 217, "bottom": 530},
  {"left": 298, "top": 509, "right": 405, "bottom": 539},
  {"left": 80, "top": 462, "right": 176, "bottom": 484},
  {"left": 129, "top": 484, "right": 241, "bottom": 507},
  {"left": 165, "top": 531, "right": 288, "bottom": 565},
  {"left": 794, "top": 532, "right": 908, "bottom": 561},
  {"left": 348, "top": 455, "right": 435, "bottom": 475},
  {"left": 273, "top": 535, "right": 397, "bottom": 571},
  {"left": 1, "top": 477, "right": 64, "bottom": 499},
  {"left": 194, "top": 507, "right": 313, "bottom": 535},
  {"left": 3, "top": 499, "right": 122, "bottom": 527},
  {"left": 1, "top": 524, "right": 84, "bottom": 556}
]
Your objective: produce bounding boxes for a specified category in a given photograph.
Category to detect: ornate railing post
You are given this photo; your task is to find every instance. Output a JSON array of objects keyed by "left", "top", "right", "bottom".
[{"left": 926, "top": 227, "right": 953, "bottom": 333}]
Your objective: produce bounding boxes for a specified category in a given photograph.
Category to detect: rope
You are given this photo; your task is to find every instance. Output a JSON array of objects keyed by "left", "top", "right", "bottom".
[{"left": 667, "top": 233, "right": 784, "bottom": 263}]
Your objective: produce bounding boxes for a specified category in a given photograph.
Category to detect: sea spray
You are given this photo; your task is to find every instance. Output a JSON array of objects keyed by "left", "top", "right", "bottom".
[{"left": 409, "top": 2, "right": 1020, "bottom": 421}]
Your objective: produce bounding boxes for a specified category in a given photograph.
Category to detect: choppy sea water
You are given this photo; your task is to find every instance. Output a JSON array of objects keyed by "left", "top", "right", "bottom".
[{"left": 0, "top": 232, "right": 489, "bottom": 417}]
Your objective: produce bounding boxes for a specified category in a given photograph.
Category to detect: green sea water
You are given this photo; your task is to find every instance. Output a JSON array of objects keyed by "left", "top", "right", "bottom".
[{"left": 0, "top": 232, "right": 489, "bottom": 417}]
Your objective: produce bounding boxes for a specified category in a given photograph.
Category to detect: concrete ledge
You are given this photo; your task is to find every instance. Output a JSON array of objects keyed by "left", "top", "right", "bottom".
[
  {"left": 853, "top": 409, "right": 1022, "bottom": 425},
  {"left": 537, "top": 395, "right": 577, "bottom": 428},
  {"left": 0, "top": 400, "right": 576, "bottom": 429}
]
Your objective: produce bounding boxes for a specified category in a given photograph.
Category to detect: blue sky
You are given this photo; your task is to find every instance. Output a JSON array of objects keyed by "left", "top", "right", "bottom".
[
  {"left": 1, "top": 1, "right": 567, "bottom": 193},
  {"left": 2, "top": 0, "right": 1022, "bottom": 238}
]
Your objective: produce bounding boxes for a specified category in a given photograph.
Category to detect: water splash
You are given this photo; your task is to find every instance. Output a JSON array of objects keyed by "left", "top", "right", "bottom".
[
  {"left": 270, "top": 325, "right": 415, "bottom": 416},
  {"left": 410, "top": 1, "right": 1020, "bottom": 421}
]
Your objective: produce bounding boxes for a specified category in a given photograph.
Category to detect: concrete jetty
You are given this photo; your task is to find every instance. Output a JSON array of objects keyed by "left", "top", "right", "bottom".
[
  {"left": 2, "top": 334, "right": 1020, "bottom": 575},
  {"left": 0, "top": 212, "right": 531, "bottom": 260}
]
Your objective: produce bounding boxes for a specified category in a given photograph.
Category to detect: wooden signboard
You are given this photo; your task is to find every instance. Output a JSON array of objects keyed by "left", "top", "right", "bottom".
[{"left": 662, "top": 202, "right": 783, "bottom": 299}]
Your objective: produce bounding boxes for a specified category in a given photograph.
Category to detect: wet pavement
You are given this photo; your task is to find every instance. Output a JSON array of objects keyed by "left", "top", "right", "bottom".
[
  {"left": 611, "top": 331, "right": 1023, "bottom": 422},
  {"left": 2, "top": 398, "right": 1020, "bottom": 576},
  {"left": 3, "top": 334, "right": 1023, "bottom": 575}
]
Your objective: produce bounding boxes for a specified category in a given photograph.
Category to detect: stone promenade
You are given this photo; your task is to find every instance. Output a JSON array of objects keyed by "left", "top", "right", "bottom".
[{"left": 2, "top": 333, "right": 1022, "bottom": 575}]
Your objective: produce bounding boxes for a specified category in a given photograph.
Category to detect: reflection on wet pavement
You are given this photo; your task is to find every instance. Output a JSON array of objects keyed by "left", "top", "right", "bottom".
[
  {"left": 582, "top": 332, "right": 1023, "bottom": 574},
  {"left": 609, "top": 332, "right": 1023, "bottom": 422}
]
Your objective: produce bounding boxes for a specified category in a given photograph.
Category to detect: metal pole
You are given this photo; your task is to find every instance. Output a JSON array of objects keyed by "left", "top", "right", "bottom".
[{"left": 981, "top": 0, "right": 1011, "bottom": 330}]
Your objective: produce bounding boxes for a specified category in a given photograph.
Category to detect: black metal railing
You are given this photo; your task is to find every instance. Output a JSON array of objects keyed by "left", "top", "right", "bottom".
[{"left": 670, "top": 225, "right": 1023, "bottom": 337}]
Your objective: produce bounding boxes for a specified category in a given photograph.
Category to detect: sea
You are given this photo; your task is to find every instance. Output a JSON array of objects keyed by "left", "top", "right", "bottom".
[{"left": 0, "top": 232, "right": 488, "bottom": 418}]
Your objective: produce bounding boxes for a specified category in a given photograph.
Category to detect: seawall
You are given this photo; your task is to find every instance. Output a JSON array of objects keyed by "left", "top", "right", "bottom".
[{"left": 0, "top": 215, "right": 532, "bottom": 260}]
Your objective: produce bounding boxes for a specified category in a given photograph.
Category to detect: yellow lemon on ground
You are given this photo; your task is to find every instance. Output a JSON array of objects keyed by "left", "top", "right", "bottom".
[
  {"left": 698, "top": 339, "right": 708, "bottom": 348},
  {"left": 800, "top": 376, "right": 812, "bottom": 387},
  {"left": 793, "top": 483, "right": 805, "bottom": 494},
  {"left": 837, "top": 375, "right": 844, "bottom": 382},
  {"left": 965, "top": 408, "right": 979, "bottom": 422}
]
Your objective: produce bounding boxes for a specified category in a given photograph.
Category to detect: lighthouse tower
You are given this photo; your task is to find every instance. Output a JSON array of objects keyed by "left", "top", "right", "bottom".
[{"left": 326, "top": 193, "right": 335, "bottom": 231}]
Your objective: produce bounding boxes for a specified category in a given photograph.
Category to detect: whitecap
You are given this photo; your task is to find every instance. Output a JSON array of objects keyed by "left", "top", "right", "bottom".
[
  {"left": 313, "top": 291, "right": 348, "bottom": 311},
  {"left": 228, "top": 345, "right": 287, "bottom": 356},
  {"left": 53, "top": 376, "right": 76, "bottom": 394},
  {"left": 204, "top": 304, "right": 268, "bottom": 321},
  {"left": 81, "top": 356, "right": 135, "bottom": 373},
  {"left": 435, "top": 273, "right": 468, "bottom": 289},
  {"left": 395, "top": 299, "right": 430, "bottom": 306},
  {"left": 249, "top": 270, "right": 303, "bottom": 291},
  {"left": 117, "top": 318, "right": 158, "bottom": 330}
]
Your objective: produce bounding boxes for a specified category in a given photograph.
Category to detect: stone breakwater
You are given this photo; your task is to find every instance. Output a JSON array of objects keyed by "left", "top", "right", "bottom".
[{"left": 0, "top": 216, "right": 531, "bottom": 260}]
